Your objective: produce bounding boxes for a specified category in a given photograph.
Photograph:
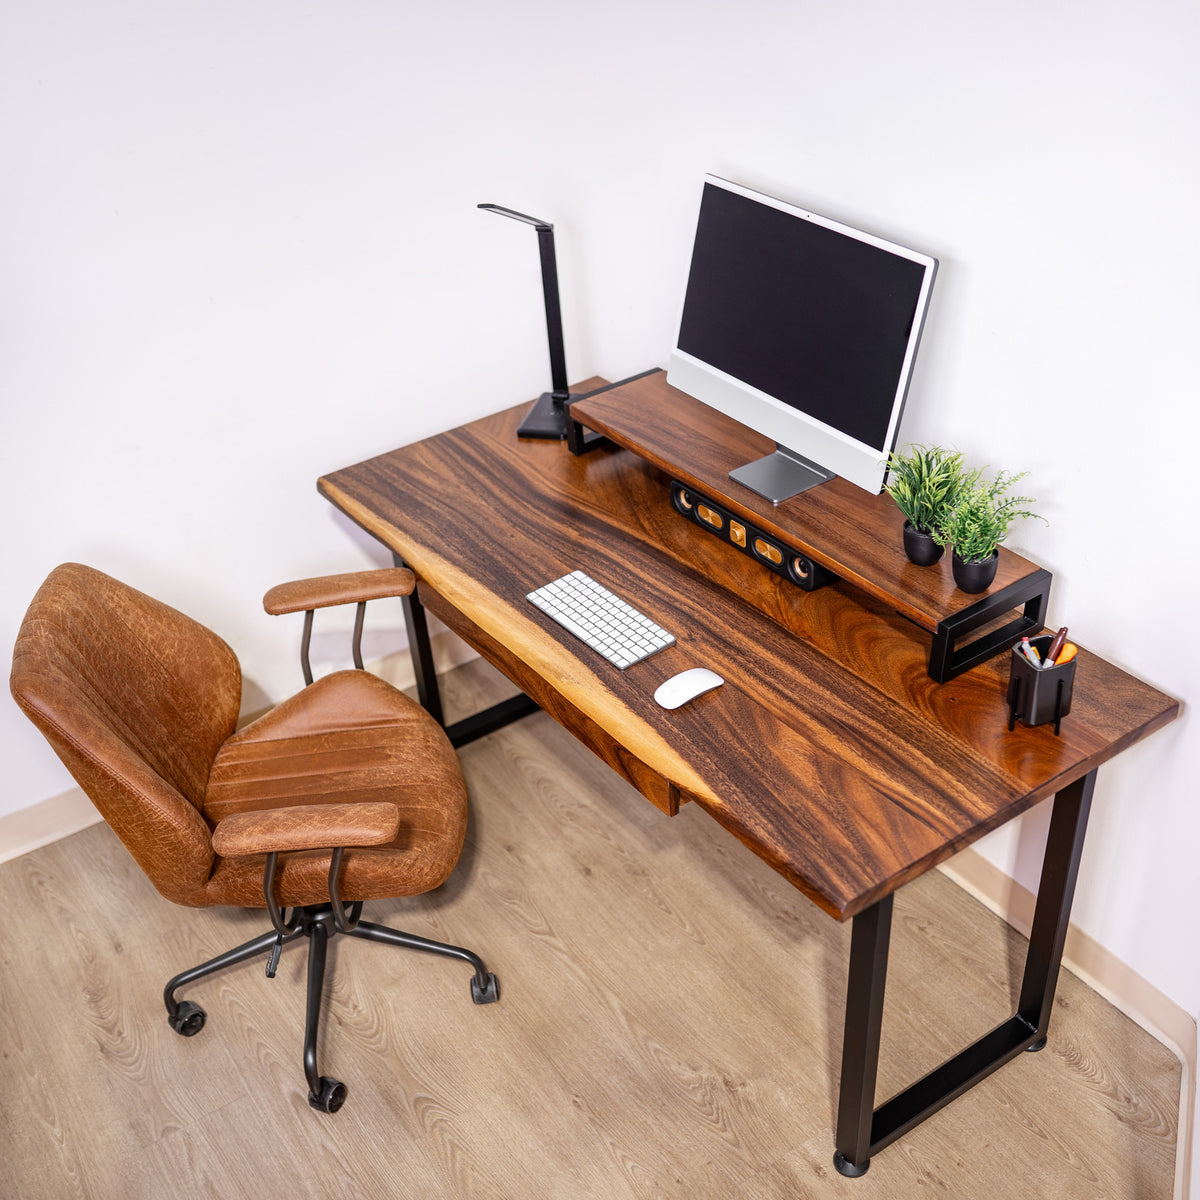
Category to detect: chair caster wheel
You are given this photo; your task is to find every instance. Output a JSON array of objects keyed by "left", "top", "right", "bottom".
[
  {"left": 168, "top": 1001, "right": 206, "bottom": 1037},
  {"left": 308, "top": 1077, "right": 347, "bottom": 1114},
  {"left": 471, "top": 972, "right": 499, "bottom": 1004}
]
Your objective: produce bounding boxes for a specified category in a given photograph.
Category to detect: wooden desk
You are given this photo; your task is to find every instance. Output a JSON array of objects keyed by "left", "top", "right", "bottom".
[{"left": 318, "top": 377, "right": 1177, "bottom": 1175}]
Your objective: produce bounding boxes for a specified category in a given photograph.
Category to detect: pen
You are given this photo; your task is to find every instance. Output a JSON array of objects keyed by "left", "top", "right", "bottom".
[
  {"left": 1019, "top": 637, "right": 1042, "bottom": 668},
  {"left": 1046, "top": 626, "right": 1069, "bottom": 665}
]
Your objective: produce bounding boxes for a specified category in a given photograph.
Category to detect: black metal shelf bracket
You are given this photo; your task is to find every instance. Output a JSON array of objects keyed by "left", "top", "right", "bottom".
[
  {"left": 564, "top": 367, "right": 665, "bottom": 455},
  {"left": 928, "top": 568, "right": 1052, "bottom": 683}
]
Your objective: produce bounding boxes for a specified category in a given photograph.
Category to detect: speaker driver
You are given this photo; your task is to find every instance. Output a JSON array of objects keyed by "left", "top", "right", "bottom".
[{"left": 671, "top": 483, "right": 694, "bottom": 515}]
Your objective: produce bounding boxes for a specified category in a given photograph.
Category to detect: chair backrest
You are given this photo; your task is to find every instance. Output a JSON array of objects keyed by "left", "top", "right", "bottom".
[{"left": 10, "top": 564, "right": 242, "bottom": 903}]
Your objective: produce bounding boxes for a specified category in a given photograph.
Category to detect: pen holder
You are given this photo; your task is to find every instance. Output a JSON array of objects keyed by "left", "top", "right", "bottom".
[{"left": 1007, "top": 635, "right": 1075, "bottom": 735}]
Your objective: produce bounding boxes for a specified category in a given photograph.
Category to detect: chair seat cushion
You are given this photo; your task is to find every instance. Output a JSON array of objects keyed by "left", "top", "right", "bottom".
[{"left": 193, "top": 670, "right": 468, "bottom": 908}]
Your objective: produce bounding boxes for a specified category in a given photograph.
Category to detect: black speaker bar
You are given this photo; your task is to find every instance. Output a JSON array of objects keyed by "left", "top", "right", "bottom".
[{"left": 669, "top": 481, "right": 837, "bottom": 593}]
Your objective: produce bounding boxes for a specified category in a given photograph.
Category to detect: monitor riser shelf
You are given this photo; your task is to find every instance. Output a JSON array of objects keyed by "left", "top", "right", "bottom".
[{"left": 567, "top": 371, "right": 1050, "bottom": 683}]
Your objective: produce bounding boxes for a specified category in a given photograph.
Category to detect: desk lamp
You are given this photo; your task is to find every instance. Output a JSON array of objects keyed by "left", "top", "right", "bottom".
[{"left": 478, "top": 203, "right": 580, "bottom": 439}]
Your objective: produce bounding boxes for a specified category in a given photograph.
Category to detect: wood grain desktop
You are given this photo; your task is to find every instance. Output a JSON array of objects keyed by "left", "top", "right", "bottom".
[{"left": 318, "top": 380, "right": 1176, "bottom": 921}]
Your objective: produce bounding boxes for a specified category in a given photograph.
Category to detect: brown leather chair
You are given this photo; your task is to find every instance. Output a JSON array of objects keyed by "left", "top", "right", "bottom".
[{"left": 10, "top": 562, "right": 498, "bottom": 1113}]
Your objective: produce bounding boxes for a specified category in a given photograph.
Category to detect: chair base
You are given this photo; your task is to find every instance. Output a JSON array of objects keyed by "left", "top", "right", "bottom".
[{"left": 163, "top": 904, "right": 498, "bottom": 1112}]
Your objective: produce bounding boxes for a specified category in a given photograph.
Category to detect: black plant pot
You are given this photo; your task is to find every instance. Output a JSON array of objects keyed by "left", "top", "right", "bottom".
[
  {"left": 951, "top": 550, "right": 999, "bottom": 594},
  {"left": 902, "top": 522, "right": 945, "bottom": 566}
]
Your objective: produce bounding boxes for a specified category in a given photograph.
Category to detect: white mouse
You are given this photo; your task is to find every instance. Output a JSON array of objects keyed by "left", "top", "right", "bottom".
[{"left": 653, "top": 667, "right": 725, "bottom": 710}]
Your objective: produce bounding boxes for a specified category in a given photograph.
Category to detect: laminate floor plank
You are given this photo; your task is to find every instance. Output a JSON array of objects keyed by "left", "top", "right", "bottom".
[{"left": 0, "top": 659, "right": 1180, "bottom": 1199}]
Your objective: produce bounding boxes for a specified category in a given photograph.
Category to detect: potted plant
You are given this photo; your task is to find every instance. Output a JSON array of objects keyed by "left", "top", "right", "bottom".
[
  {"left": 934, "top": 469, "right": 1043, "bottom": 592},
  {"left": 884, "top": 445, "right": 967, "bottom": 565}
]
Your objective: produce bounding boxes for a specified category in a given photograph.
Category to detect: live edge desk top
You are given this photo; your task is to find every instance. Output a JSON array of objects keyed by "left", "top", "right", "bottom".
[{"left": 317, "top": 374, "right": 1178, "bottom": 923}]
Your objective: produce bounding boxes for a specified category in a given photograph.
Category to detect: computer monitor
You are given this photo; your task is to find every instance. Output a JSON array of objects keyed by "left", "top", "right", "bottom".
[{"left": 667, "top": 175, "right": 938, "bottom": 501}]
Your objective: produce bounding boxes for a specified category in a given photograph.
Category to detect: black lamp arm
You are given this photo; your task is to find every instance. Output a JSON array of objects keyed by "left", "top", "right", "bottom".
[{"left": 478, "top": 201, "right": 569, "bottom": 400}]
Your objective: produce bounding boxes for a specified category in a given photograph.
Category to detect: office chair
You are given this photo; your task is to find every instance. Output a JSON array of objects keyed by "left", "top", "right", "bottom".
[{"left": 10, "top": 562, "right": 498, "bottom": 1114}]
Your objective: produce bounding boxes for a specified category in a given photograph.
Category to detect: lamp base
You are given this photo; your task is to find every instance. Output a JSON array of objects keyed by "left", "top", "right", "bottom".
[{"left": 517, "top": 392, "right": 580, "bottom": 440}]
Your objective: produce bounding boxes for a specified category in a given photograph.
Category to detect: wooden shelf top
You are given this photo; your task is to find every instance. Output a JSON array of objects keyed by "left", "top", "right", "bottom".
[{"left": 571, "top": 370, "right": 1042, "bottom": 633}]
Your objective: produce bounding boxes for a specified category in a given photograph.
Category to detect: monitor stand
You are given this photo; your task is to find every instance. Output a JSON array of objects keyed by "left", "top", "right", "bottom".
[{"left": 730, "top": 445, "right": 834, "bottom": 505}]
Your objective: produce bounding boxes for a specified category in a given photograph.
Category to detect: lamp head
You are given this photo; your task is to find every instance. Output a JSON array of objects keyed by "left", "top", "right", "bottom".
[{"left": 478, "top": 203, "right": 553, "bottom": 233}]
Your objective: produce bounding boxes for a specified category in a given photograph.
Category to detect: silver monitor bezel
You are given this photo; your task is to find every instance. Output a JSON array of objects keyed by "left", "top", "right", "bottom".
[{"left": 666, "top": 175, "right": 938, "bottom": 497}]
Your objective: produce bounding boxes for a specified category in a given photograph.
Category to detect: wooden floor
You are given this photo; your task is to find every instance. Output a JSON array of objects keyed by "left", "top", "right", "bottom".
[{"left": 0, "top": 660, "right": 1180, "bottom": 1199}]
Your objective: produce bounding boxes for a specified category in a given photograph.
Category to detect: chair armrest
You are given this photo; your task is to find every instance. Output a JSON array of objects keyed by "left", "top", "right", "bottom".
[
  {"left": 263, "top": 568, "right": 415, "bottom": 616},
  {"left": 211, "top": 802, "right": 401, "bottom": 858}
]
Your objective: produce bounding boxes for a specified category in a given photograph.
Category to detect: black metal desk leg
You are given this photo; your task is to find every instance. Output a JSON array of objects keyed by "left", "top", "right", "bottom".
[
  {"left": 834, "top": 894, "right": 894, "bottom": 1177},
  {"left": 1019, "top": 769, "right": 1096, "bottom": 1049},
  {"left": 391, "top": 551, "right": 541, "bottom": 746},
  {"left": 393, "top": 552, "right": 444, "bottom": 725},
  {"left": 831, "top": 769, "right": 1097, "bottom": 1177}
]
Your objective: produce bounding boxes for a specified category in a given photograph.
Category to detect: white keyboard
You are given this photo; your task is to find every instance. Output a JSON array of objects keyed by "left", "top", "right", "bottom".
[{"left": 526, "top": 570, "right": 676, "bottom": 669}]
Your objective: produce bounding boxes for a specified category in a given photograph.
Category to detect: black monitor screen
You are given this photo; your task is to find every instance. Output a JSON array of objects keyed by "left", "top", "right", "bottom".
[{"left": 676, "top": 182, "right": 928, "bottom": 450}]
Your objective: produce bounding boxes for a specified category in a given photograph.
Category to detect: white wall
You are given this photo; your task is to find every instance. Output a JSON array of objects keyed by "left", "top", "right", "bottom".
[{"left": 3, "top": 0, "right": 1197, "bottom": 1187}]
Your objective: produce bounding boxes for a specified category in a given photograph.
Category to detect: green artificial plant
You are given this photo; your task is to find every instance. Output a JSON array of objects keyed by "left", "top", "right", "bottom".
[
  {"left": 933, "top": 469, "right": 1044, "bottom": 563},
  {"left": 884, "top": 444, "right": 968, "bottom": 534}
]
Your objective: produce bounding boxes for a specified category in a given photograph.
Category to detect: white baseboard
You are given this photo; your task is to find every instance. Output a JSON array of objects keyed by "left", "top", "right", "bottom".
[
  {"left": 0, "top": 786, "right": 103, "bottom": 865},
  {"left": 939, "top": 848, "right": 1195, "bottom": 1200}
]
